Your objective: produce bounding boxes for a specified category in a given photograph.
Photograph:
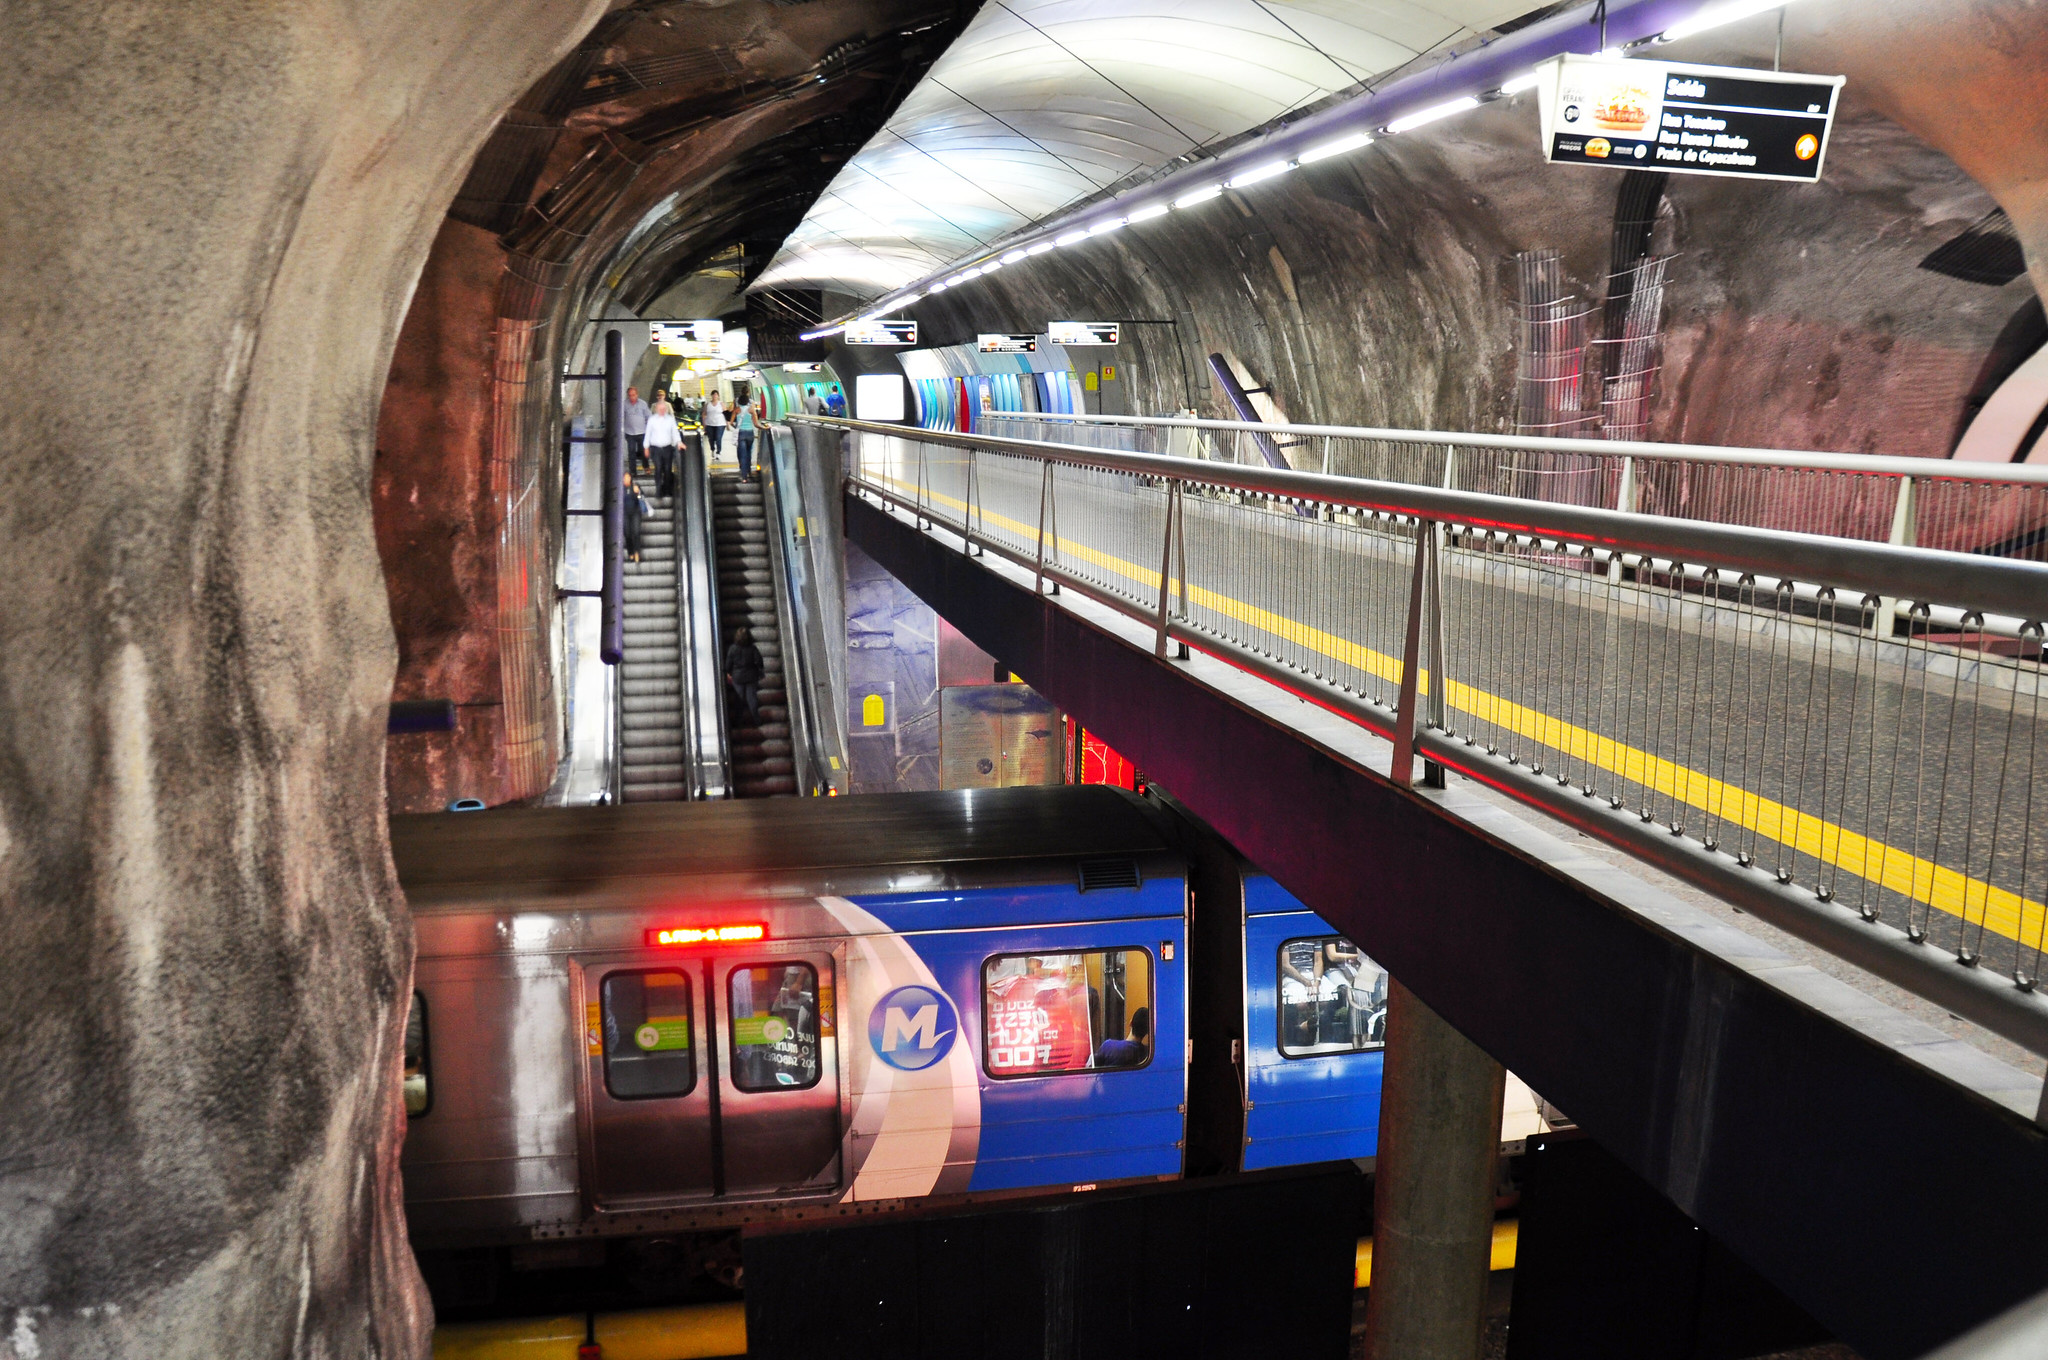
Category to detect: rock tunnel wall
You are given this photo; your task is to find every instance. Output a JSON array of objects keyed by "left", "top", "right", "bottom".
[
  {"left": 373, "top": 0, "right": 968, "bottom": 812},
  {"left": 893, "top": 13, "right": 2046, "bottom": 468},
  {"left": 0, "top": 0, "right": 607, "bottom": 1355}
]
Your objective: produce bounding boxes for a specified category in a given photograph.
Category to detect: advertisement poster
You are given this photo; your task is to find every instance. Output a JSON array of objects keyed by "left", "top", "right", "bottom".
[
  {"left": 978, "top": 333, "right": 1038, "bottom": 353},
  {"left": 1537, "top": 55, "right": 1842, "bottom": 183},
  {"left": 985, "top": 956, "right": 1095, "bottom": 1073}
]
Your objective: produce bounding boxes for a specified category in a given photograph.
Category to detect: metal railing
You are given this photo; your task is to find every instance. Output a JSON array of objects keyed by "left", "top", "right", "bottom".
[
  {"left": 983, "top": 413, "right": 2048, "bottom": 593},
  {"left": 805, "top": 416, "right": 2048, "bottom": 1068}
]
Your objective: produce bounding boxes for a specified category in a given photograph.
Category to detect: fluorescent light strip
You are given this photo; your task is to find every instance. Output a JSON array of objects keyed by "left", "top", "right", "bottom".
[
  {"left": 1228, "top": 159, "right": 1293, "bottom": 188},
  {"left": 979, "top": 259, "right": 1004, "bottom": 274},
  {"left": 1499, "top": 70, "right": 1541, "bottom": 95},
  {"left": 1027, "top": 240, "right": 1057, "bottom": 256},
  {"left": 1298, "top": 131, "right": 1372, "bottom": 163},
  {"left": 928, "top": 281, "right": 948, "bottom": 292},
  {"left": 1127, "top": 202, "right": 1170, "bottom": 222},
  {"left": 1662, "top": 0, "right": 1793, "bottom": 42},
  {"left": 1173, "top": 183, "right": 1222, "bottom": 209},
  {"left": 1055, "top": 229, "right": 1089, "bottom": 246},
  {"left": 800, "top": 325, "right": 845, "bottom": 340},
  {"left": 1385, "top": 95, "right": 1481, "bottom": 135},
  {"left": 1001, "top": 249, "right": 1028, "bottom": 264},
  {"left": 1088, "top": 217, "right": 1126, "bottom": 236}
]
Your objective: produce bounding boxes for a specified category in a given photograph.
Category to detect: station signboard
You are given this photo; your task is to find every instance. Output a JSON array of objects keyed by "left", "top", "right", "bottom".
[
  {"left": 650, "top": 319, "right": 724, "bottom": 356},
  {"left": 1536, "top": 55, "right": 1843, "bottom": 182},
  {"left": 779, "top": 362, "right": 823, "bottom": 373},
  {"left": 1049, "top": 321, "right": 1120, "bottom": 346},
  {"left": 978, "top": 333, "right": 1038, "bottom": 354},
  {"left": 844, "top": 319, "right": 917, "bottom": 345}
]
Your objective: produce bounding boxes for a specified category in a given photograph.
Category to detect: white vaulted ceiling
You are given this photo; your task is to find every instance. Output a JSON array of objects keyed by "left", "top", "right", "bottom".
[{"left": 755, "top": 0, "right": 1539, "bottom": 299}]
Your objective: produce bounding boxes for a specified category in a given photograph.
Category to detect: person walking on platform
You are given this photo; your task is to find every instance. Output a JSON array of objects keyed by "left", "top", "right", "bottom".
[
  {"left": 644, "top": 396, "right": 682, "bottom": 499},
  {"left": 622, "top": 386, "right": 650, "bottom": 473},
  {"left": 735, "top": 400, "right": 758, "bottom": 481},
  {"left": 701, "top": 392, "right": 727, "bottom": 462},
  {"left": 802, "top": 386, "right": 826, "bottom": 416},
  {"left": 724, "top": 627, "right": 764, "bottom": 724}
]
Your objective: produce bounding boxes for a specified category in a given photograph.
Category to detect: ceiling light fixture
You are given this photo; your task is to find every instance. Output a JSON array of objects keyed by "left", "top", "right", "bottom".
[
  {"left": 1055, "top": 229, "right": 1089, "bottom": 247},
  {"left": 1088, "top": 217, "right": 1127, "bottom": 236},
  {"left": 1173, "top": 184, "right": 1223, "bottom": 209},
  {"left": 800, "top": 325, "right": 845, "bottom": 341},
  {"left": 1001, "top": 249, "right": 1029, "bottom": 264},
  {"left": 1499, "top": 70, "right": 1542, "bottom": 95},
  {"left": 1126, "top": 202, "right": 1170, "bottom": 222},
  {"left": 1661, "top": 0, "right": 1795, "bottom": 42},
  {"left": 1227, "top": 159, "right": 1293, "bottom": 188},
  {"left": 1027, "top": 240, "right": 1057, "bottom": 256},
  {"left": 1385, "top": 95, "right": 1481, "bottom": 135},
  {"left": 1298, "top": 131, "right": 1373, "bottom": 163}
]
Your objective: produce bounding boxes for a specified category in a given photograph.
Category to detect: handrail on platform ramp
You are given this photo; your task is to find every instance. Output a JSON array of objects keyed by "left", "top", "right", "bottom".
[{"left": 799, "top": 414, "right": 2048, "bottom": 1081}]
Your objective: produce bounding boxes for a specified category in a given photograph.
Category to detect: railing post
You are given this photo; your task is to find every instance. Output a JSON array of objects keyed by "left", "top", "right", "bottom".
[
  {"left": 1155, "top": 480, "right": 1182, "bottom": 658},
  {"left": 1391, "top": 517, "right": 1437, "bottom": 787},
  {"left": 600, "top": 327, "right": 625, "bottom": 666},
  {"left": 1876, "top": 475, "right": 1917, "bottom": 635},
  {"left": 1035, "top": 461, "right": 1053, "bottom": 594}
]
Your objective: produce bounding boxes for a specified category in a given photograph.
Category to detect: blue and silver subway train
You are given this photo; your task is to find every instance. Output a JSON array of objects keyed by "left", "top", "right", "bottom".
[{"left": 393, "top": 786, "right": 1393, "bottom": 1265}]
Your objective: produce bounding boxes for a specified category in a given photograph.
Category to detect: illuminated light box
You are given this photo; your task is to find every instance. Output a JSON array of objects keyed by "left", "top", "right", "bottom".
[
  {"left": 1049, "top": 322, "right": 1119, "bottom": 346},
  {"left": 646, "top": 924, "right": 767, "bottom": 947},
  {"left": 1535, "top": 54, "right": 1843, "bottom": 182},
  {"left": 844, "top": 319, "right": 917, "bottom": 345},
  {"left": 979, "top": 334, "right": 1038, "bottom": 354},
  {"left": 650, "top": 319, "right": 725, "bottom": 356},
  {"left": 855, "top": 373, "right": 906, "bottom": 422}
]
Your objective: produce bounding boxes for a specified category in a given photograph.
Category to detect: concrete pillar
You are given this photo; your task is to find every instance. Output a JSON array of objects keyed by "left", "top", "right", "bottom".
[{"left": 1363, "top": 980, "right": 1507, "bottom": 1360}]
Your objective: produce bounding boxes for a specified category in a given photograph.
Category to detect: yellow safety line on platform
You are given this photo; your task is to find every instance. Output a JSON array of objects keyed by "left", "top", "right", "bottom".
[
  {"left": 867, "top": 465, "right": 2047, "bottom": 949},
  {"left": 432, "top": 1302, "right": 746, "bottom": 1360}
]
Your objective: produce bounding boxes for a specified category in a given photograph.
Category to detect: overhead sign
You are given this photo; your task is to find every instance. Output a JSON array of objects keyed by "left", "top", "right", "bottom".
[
  {"left": 844, "top": 319, "right": 917, "bottom": 345},
  {"left": 978, "top": 333, "right": 1038, "bottom": 354},
  {"left": 650, "top": 320, "right": 725, "bottom": 356},
  {"left": 1536, "top": 56, "right": 1843, "bottom": 182},
  {"left": 779, "top": 362, "right": 823, "bottom": 373},
  {"left": 1049, "top": 321, "right": 1120, "bottom": 346}
]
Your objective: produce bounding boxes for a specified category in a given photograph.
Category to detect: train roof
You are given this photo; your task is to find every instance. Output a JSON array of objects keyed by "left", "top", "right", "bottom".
[{"left": 392, "top": 785, "right": 1183, "bottom": 913}]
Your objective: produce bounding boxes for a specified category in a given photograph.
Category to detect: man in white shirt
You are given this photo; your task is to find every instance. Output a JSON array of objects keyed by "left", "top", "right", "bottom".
[
  {"left": 802, "top": 388, "right": 826, "bottom": 416},
  {"left": 700, "top": 394, "right": 727, "bottom": 461},
  {"left": 621, "top": 387, "right": 650, "bottom": 473}
]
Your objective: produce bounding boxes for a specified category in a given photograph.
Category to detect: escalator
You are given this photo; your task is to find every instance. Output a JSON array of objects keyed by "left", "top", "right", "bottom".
[
  {"left": 709, "top": 469, "right": 796, "bottom": 796},
  {"left": 617, "top": 472, "right": 685, "bottom": 802}
]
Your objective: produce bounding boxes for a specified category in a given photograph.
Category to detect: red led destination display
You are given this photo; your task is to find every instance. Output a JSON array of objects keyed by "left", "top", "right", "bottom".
[{"left": 646, "top": 923, "right": 768, "bottom": 947}]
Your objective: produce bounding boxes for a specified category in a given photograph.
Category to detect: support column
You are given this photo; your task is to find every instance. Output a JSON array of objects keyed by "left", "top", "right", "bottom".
[{"left": 1364, "top": 979, "right": 1507, "bottom": 1360}]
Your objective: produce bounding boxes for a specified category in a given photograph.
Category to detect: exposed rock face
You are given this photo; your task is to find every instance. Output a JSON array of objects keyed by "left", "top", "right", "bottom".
[
  {"left": 0, "top": 1, "right": 602, "bottom": 1354},
  {"left": 373, "top": 0, "right": 970, "bottom": 811}
]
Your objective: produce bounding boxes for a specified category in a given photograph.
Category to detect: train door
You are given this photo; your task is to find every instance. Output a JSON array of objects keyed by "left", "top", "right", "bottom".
[
  {"left": 582, "top": 962, "right": 718, "bottom": 1207},
  {"left": 577, "top": 947, "right": 842, "bottom": 1211},
  {"left": 710, "top": 953, "right": 841, "bottom": 1197}
]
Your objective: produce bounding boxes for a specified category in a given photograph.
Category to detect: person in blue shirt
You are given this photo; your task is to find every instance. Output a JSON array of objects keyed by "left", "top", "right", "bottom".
[
  {"left": 1095, "top": 1007, "right": 1149, "bottom": 1068},
  {"left": 823, "top": 384, "right": 846, "bottom": 417}
]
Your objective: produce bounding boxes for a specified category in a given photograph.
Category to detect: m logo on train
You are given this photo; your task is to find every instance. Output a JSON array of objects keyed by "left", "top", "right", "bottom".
[{"left": 869, "top": 983, "right": 958, "bottom": 1071}]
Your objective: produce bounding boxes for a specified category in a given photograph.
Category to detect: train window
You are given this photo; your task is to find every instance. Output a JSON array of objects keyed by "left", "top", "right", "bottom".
[
  {"left": 403, "top": 990, "right": 431, "bottom": 1118},
  {"left": 1278, "top": 937, "right": 1388, "bottom": 1057},
  {"left": 982, "top": 949, "right": 1153, "bottom": 1078},
  {"left": 601, "top": 970, "right": 696, "bottom": 1100},
  {"left": 728, "top": 963, "right": 823, "bottom": 1091}
]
